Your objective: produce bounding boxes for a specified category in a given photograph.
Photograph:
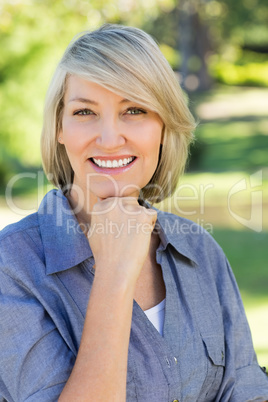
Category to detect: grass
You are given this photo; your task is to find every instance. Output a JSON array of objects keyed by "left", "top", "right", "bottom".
[
  {"left": 194, "top": 122, "right": 268, "bottom": 172},
  {"left": 213, "top": 229, "right": 268, "bottom": 369},
  {"left": 212, "top": 229, "right": 268, "bottom": 302},
  {"left": 189, "top": 86, "right": 268, "bottom": 173}
]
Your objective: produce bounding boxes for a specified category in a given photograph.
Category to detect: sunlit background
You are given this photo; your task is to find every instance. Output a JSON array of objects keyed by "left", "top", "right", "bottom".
[{"left": 0, "top": 0, "right": 268, "bottom": 368}]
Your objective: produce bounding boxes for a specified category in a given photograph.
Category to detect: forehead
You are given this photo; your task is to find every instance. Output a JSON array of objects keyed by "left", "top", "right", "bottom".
[
  {"left": 64, "top": 75, "right": 125, "bottom": 103},
  {"left": 62, "top": 74, "right": 162, "bottom": 120}
]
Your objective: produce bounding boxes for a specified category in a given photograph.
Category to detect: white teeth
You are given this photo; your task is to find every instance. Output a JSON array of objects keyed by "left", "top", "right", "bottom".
[{"left": 92, "top": 157, "right": 134, "bottom": 168}]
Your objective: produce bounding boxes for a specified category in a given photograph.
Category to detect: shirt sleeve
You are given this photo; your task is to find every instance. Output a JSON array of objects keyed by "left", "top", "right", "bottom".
[
  {"left": 0, "top": 268, "right": 76, "bottom": 402},
  {"left": 216, "top": 258, "right": 268, "bottom": 402}
]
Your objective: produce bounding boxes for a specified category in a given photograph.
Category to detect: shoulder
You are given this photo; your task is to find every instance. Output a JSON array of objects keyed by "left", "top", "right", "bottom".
[
  {"left": 156, "top": 209, "right": 223, "bottom": 254},
  {"left": 162, "top": 210, "right": 215, "bottom": 236},
  {"left": 0, "top": 212, "right": 44, "bottom": 279},
  {"left": 0, "top": 211, "right": 39, "bottom": 241},
  {"left": 0, "top": 188, "right": 61, "bottom": 255},
  {"left": 0, "top": 211, "right": 41, "bottom": 250},
  {"left": 155, "top": 209, "right": 228, "bottom": 278}
]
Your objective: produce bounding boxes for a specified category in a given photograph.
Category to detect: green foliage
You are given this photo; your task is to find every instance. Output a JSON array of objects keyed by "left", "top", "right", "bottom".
[
  {"left": 209, "top": 49, "right": 268, "bottom": 87},
  {"left": 159, "top": 44, "right": 181, "bottom": 69},
  {"left": 203, "top": 0, "right": 268, "bottom": 86},
  {"left": 211, "top": 61, "right": 268, "bottom": 87},
  {"left": 201, "top": 0, "right": 268, "bottom": 48}
]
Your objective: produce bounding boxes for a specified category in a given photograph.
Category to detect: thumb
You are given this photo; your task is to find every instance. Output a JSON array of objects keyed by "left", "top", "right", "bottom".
[{"left": 145, "top": 208, "right": 157, "bottom": 225}]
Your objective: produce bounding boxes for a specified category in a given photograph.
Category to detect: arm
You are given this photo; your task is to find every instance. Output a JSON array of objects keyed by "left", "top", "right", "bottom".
[
  {"left": 58, "top": 261, "right": 135, "bottom": 401},
  {"left": 0, "top": 269, "right": 76, "bottom": 402},
  {"left": 215, "top": 258, "right": 268, "bottom": 402},
  {"left": 59, "top": 197, "right": 157, "bottom": 401}
]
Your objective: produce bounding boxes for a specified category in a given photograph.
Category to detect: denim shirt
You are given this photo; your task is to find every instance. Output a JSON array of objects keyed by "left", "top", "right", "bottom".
[{"left": 0, "top": 189, "right": 267, "bottom": 402}]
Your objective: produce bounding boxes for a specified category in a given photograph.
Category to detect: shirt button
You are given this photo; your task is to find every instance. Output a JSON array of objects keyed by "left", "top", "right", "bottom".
[
  {"left": 172, "top": 400, "right": 179, "bottom": 402},
  {"left": 174, "top": 356, "right": 178, "bottom": 364}
]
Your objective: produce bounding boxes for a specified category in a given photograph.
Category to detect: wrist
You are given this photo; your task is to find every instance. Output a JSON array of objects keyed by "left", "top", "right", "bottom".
[{"left": 94, "top": 262, "right": 137, "bottom": 296}]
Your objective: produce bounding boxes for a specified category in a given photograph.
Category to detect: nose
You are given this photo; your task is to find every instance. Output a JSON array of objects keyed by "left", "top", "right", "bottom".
[{"left": 95, "top": 116, "right": 125, "bottom": 150}]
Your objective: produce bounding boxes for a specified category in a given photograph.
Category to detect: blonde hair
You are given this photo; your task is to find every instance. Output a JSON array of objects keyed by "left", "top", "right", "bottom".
[{"left": 41, "top": 24, "right": 195, "bottom": 203}]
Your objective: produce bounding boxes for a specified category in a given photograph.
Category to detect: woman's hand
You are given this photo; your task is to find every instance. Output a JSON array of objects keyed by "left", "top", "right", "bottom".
[
  {"left": 88, "top": 197, "right": 157, "bottom": 284},
  {"left": 60, "top": 197, "right": 157, "bottom": 401}
]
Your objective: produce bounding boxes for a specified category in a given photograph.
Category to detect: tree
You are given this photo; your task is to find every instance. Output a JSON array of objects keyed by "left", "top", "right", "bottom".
[{"left": 143, "top": 0, "right": 268, "bottom": 90}]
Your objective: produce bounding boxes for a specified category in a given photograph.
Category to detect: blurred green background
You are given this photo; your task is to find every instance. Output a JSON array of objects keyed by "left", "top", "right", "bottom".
[{"left": 0, "top": 0, "right": 267, "bottom": 368}]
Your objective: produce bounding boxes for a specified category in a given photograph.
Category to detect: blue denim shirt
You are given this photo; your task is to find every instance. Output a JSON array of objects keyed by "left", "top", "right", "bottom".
[{"left": 0, "top": 189, "right": 268, "bottom": 402}]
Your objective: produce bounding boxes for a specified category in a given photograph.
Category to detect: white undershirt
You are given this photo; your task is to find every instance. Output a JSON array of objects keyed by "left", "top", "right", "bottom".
[{"left": 144, "top": 299, "right": 166, "bottom": 336}]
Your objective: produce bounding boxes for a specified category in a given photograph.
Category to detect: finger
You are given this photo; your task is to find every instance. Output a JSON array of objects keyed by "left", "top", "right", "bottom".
[
  {"left": 97, "top": 196, "right": 105, "bottom": 202},
  {"left": 145, "top": 208, "right": 157, "bottom": 218},
  {"left": 118, "top": 196, "right": 139, "bottom": 204},
  {"left": 97, "top": 196, "right": 137, "bottom": 205},
  {"left": 145, "top": 208, "right": 157, "bottom": 227}
]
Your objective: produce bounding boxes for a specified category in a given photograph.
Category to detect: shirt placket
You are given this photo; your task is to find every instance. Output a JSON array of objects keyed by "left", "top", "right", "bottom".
[{"left": 156, "top": 247, "right": 183, "bottom": 402}]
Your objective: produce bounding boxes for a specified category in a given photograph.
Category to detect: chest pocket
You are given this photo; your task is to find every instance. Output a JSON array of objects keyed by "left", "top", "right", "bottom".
[{"left": 199, "top": 334, "right": 225, "bottom": 402}]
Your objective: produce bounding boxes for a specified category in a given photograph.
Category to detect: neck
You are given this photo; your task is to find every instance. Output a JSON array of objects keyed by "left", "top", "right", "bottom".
[
  {"left": 67, "top": 183, "right": 142, "bottom": 235},
  {"left": 67, "top": 188, "right": 95, "bottom": 235}
]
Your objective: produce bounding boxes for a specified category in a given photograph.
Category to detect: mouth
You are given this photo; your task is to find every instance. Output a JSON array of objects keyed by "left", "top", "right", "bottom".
[{"left": 90, "top": 156, "right": 136, "bottom": 169}]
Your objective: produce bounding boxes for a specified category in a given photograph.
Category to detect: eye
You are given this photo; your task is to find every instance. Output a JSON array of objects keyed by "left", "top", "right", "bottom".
[
  {"left": 74, "top": 109, "right": 95, "bottom": 116},
  {"left": 125, "top": 107, "right": 146, "bottom": 115}
]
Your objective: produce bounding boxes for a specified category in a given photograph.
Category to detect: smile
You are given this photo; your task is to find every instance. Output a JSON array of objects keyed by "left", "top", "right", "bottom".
[{"left": 91, "top": 156, "right": 136, "bottom": 168}]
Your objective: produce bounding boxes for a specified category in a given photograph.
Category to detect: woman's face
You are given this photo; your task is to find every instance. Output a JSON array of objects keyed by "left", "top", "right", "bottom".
[{"left": 59, "top": 75, "right": 163, "bottom": 207}]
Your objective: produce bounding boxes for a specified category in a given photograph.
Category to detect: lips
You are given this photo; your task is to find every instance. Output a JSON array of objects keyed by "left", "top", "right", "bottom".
[{"left": 90, "top": 156, "right": 136, "bottom": 169}]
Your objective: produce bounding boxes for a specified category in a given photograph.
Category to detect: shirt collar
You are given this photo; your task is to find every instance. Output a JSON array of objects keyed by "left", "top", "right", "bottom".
[
  {"left": 38, "top": 189, "right": 92, "bottom": 275},
  {"left": 139, "top": 198, "right": 199, "bottom": 265},
  {"left": 38, "top": 190, "right": 199, "bottom": 275},
  {"left": 154, "top": 208, "right": 200, "bottom": 267}
]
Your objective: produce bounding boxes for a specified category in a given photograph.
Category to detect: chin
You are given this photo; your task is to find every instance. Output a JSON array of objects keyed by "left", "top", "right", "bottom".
[{"left": 92, "top": 182, "right": 141, "bottom": 200}]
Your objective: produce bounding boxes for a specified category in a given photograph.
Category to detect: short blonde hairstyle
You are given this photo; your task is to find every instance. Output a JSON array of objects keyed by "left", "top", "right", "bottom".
[{"left": 41, "top": 24, "right": 195, "bottom": 203}]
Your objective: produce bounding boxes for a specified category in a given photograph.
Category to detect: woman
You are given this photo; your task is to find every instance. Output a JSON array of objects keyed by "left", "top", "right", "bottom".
[{"left": 0, "top": 24, "right": 267, "bottom": 402}]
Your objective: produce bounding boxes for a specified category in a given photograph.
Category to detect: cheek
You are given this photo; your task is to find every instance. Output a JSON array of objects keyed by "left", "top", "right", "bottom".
[
  {"left": 62, "top": 123, "right": 88, "bottom": 155},
  {"left": 144, "top": 130, "right": 162, "bottom": 165}
]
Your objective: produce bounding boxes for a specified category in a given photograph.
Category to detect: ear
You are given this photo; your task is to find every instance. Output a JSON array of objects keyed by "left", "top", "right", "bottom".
[{"left": 58, "top": 132, "right": 64, "bottom": 144}]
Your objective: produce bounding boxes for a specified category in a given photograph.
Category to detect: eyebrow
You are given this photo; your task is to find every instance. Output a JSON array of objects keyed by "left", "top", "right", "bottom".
[
  {"left": 68, "top": 97, "right": 98, "bottom": 105},
  {"left": 68, "top": 97, "right": 132, "bottom": 105}
]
